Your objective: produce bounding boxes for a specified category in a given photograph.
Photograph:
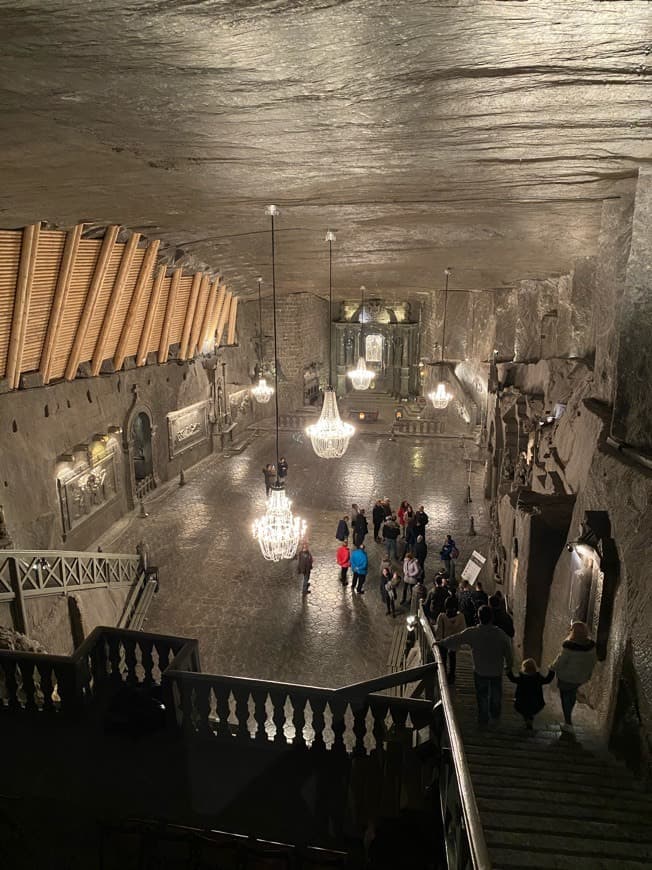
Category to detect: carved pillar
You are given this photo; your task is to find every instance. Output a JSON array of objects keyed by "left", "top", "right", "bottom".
[
  {"left": 335, "top": 324, "right": 347, "bottom": 395},
  {"left": 400, "top": 326, "right": 410, "bottom": 398}
]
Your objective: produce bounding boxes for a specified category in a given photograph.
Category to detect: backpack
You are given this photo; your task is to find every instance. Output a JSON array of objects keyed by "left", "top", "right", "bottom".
[
  {"left": 451, "top": 546, "right": 459, "bottom": 559},
  {"left": 384, "top": 580, "right": 397, "bottom": 600}
]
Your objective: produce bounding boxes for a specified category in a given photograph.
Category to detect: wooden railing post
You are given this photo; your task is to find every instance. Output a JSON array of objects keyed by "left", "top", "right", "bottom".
[{"left": 8, "top": 556, "right": 28, "bottom": 634}]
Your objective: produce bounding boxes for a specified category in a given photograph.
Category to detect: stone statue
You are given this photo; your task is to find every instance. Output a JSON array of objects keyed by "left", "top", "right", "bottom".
[
  {"left": 502, "top": 452, "right": 515, "bottom": 480},
  {"left": 515, "top": 451, "right": 530, "bottom": 487}
]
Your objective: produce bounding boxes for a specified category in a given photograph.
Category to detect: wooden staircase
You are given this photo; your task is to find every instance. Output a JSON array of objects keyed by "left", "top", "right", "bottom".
[{"left": 451, "top": 651, "right": 652, "bottom": 869}]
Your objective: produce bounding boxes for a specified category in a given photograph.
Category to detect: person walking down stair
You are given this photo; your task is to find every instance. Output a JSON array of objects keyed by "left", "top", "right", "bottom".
[
  {"left": 506, "top": 658, "right": 555, "bottom": 730},
  {"left": 434, "top": 601, "right": 466, "bottom": 683},
  {"left": 438, "top": 605, "right": 513, "bottom": 726},
  {"left": 550, "top": 621, "right": 597, "bottom": 733}
]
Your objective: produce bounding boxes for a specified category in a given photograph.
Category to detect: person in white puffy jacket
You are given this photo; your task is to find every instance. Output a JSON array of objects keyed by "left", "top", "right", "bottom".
[{"left": 550, "top": 621, "right": 597, "bottom": 732}]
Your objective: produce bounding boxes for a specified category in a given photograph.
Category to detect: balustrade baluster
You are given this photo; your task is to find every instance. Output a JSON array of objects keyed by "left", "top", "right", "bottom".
[
  {"left": 139, "top": 640, "right": 155, "bottom": 687},
  {"left": 250, "top": 688, "right": 267, "bottom": 744},
  {"left": 269, "top": 689, "right": 287, "bottom": 745},
  {"left": 20, "top": 659, "right": 36, "bottom": 711},
  {"left": 54, "top": 663, "right": 77, "bottom": 713},
  {"left": 351, "top": 701, "right": 368, "bottom": 757},
  {"left": 329, "top": 697, "right": 347, "bottom": 754},
  {"left": 192, "top": 681, "right": 212, "bottom": 737},
  {"left": 213, "top": 683, "right": 232, "bottom": 738},
  {"left": 309, "top": 695, "right": 327, "bottom": 751},
  {"left": 123, "top": 637, "right": 138, "bottom": 685},
  {"left": 231, "top": 685, "right": 251, "bottom": 740},
  {"left": 106, "top": 635, "right": 121, "bottom": 684},
  {"left": 39, "top": 665, "right": 55, "bottom": 712},
  {"left": 3, "top": 661, "right": 18, "bottom": 710}
]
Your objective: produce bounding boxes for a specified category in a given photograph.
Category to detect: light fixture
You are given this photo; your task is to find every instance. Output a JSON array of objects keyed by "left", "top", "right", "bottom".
[
  {"left": 252, "top": 205, "right": 306, "bottom": 561},
  {"left": 428, "top": 268, "right": 452, "bottom": 410},
  {"left": 251, "top": 277, "right": 274, "bottom": 404},
  {"left": 306, "top": 230, "right": 355, "bottom": 458},
  {"left": 347, "top": 285, "right": 375, "bottom": 390}
]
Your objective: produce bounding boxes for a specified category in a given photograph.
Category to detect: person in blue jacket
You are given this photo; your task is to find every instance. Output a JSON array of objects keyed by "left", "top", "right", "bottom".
[{"left": 349, "top": 543, "right": 369, "bottom": 594}]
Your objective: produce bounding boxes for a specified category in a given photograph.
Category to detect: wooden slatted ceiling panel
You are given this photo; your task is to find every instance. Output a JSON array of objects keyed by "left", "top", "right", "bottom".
[
  {"left": 105, "top": 246, "right": 146, "bottom": 359},
  {"left": 49, "top": 239, "right": 101, "bottom": 380},
  {"left": 20, "top": 230, "right": 67, "bottom": 373},
  {"left": 79, "top": 242, "right": 124, "bottom": 365},
  {"left": 122, "top": 248, "right": 154, "bottom": 358},
  {"left": 0, "top": 230, "right": 22, "bottom": 378},
  {"left": 168, "top": 275, "right": 193, "bottom": 346},
  {"left": 148, "top": 276, "right": 171, "bottom": 352}
]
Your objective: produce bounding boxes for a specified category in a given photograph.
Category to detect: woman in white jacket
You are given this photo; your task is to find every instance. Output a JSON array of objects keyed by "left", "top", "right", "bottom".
[{"left": 550, "top": 621, "right": 597, "bottom": 732}]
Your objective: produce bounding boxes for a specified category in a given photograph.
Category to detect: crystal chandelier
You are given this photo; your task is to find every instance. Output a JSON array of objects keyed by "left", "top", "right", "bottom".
[
  {"left": 307, "top": 230, "right": 355, "bottom": 458},
  {"left": 347, "top": 284, "right": 375, "bottom": 391},
  {"left": 253, "top": 205, "right": 306, "bottom": 560},
  {"left": 251, "top": 377, "right": 273, "bottom": 403},
  {"left": 251, "top": 277, "right": 274, "bottom": 404},
  {"left": 307, "top": 387, "right": 354, "bottom": 459},
  {"left": 429, "top": 381, "right": 452, "bottom": 409},
  {"left": 252, "top": 485, "right": 306, "bottom": 562}
]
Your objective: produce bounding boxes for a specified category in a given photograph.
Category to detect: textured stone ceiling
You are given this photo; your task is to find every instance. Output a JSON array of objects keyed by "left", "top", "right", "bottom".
[{"left": 0, "top": 1, "right": 649, "bottom": 300}]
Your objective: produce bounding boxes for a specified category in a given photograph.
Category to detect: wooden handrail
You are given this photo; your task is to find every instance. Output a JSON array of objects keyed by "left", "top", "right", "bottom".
[{"left": 418, "top": 608, "right": 492, "bottom": 870}]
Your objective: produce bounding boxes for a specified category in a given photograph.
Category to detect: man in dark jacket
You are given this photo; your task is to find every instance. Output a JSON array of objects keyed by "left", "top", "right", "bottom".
[
  {"left": 415, "top": 506, "right": 429, "bottom": 538},
  {"left": 425, "top": 575, "right": 452, "bottom": 621},
  {"left": 415, "top": 535, "right": 428, "bottom": 570},
  {"left": 372, "top": 500, "right": 386, "bottom": 542},
  {"left": 353, "top": 509, "right": 368, "bottom": 547},
  {"left": 382, "top": 514, "right": 400, "bottom": 561},
  {"left": 297, "top": 542, "right": 313, "bottom": 595},
  {"left": 336, "top": 515, "right": 349, "bottom": 542},
  {"left": 489, "top": 594, "right": 514, "bottom": 638}
]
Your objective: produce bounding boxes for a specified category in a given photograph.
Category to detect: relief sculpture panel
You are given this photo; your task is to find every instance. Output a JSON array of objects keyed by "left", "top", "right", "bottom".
[{"left": 167, "top": 400, "right": 210, "bottom": 458}]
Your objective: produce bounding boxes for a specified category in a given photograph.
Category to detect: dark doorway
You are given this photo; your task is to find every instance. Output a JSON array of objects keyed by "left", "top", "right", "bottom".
[{"left": 132, "top": 412, "right": 155, "bottom": 498}]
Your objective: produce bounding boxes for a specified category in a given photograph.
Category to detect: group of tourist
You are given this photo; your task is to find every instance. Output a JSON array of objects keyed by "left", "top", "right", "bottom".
[
  {"left": 261, "top": 457, "right": 289, "bottom": 496},
  {"left": 294, "top": 490, "right": 596, "bottom": 734}
]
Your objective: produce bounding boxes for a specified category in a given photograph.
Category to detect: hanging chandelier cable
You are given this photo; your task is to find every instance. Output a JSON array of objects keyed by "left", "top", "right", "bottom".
[
  {"left": 306, "top": 230, "right": 354, "bottom": 459},
  {"left": 252, "top": 206, "right": 306, "bottom": 560}
]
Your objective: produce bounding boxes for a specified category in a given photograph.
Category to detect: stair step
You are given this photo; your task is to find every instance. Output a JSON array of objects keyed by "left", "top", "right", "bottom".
[
  {"left": 466, "top": 758, "right": 635, "bottom": 787},
  {"left": 481, "top": 811, "right": 652, "bottom": 843},
  {"left": 475, "top": 783, "right": 650, "bottom": 812},
  {"left": 470, "top": 772, "right": 652, "bottom": 803},
  {"left": 485, "top": 829, "right": 652, "bottom": 862},
  {"left": 477, "top": 796, "right": 650, "bottom": 826},
  {"left": 491, "top": 846, "right": 651, "bottom": 869},
  {"left": 463, "top": 750, "right": 631, "bottom": 778},
  {"left": 463, "top": 743, "right": 622, "bottom": 768}
]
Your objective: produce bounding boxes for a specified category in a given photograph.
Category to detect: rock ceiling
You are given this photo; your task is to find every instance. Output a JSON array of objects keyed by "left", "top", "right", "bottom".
[{"left": 0, "top": 1, "right": 649, "bottom": 300}]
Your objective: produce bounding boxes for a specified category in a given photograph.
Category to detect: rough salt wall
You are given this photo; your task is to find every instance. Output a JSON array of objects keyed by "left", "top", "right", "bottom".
[
  {"left": 258, "top": 293, "right": 329, "bottom": 412},
  {"left": 612, "top": 170, "right": 652, "bottom": 451},
  {"left": 0, "top": 361, "right": 210, "bottom": 549},
  {"left": 593, "top": 196, "right": 635, "bottom": 403}
]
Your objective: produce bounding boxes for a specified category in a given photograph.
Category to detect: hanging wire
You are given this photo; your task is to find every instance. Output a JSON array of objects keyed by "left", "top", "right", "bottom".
[
  {"left": 268, "top": 206, "right": 281, "bottom": 482},
  {"left": 326, "top": 230, "right": 336, "bottom": 387},
  {"left": 257, "top": 276, "right": 263, "bottom": 366},
  {"left": 441, "top": 268, "right": 451, "bottom": 362}
]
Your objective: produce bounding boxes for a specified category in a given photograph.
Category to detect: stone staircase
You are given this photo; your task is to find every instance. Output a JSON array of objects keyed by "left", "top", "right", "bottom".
[{"left": 451, "top": 651, "right": 652, "bottom": 869}]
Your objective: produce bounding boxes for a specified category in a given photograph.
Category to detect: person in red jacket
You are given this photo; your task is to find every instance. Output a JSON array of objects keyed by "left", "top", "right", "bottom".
[{"left": 336, "top": 539, "right": 351, "bottom": 586}]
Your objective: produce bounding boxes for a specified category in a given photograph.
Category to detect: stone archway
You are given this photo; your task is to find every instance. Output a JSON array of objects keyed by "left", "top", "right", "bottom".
[{"left": 123, "top": 397, "right": 158, "bottom": 508}]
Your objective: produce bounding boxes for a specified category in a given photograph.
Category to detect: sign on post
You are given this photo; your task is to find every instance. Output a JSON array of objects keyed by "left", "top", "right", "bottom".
[{"left": 461, "top": 550, "right": 486, "bottom": 584}]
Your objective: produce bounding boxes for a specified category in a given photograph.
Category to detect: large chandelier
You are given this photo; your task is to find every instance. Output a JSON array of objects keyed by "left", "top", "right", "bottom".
[
  {"left": 251, "top": 377, "right": 273, "bottom": 403},
  {"left": 253, "top": 205, "right": 306, "bottom": 560},
  {"left": 347, "top": 284, "right": 375, "bottom": 391},
  {"left": 251, "top": 277, "right": 274, "bottom": 404},
  {"left": 307, "top": 230, "right": 355, "bottom": 459},
  {"left": 252, "top": 485, "right": 306, "bottom": 562},
  {"left": 307, "top": 387, "right": 355, "bottom": 459},
  {"left": 429, "top": 381, "right": 452, "bottom": 409}
]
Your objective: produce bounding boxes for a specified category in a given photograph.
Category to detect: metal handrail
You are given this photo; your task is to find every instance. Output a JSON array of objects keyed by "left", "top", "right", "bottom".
[{"left": 418, "top": 608, "right": 492, "bottom": 870}]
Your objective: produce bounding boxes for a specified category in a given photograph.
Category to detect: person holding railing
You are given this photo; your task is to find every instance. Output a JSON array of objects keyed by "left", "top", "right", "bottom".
[{"left": 437, "top": 605, "right": 513, "bottom": 727}]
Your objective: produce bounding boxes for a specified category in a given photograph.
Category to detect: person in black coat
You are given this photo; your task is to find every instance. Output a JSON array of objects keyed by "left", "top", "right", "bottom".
[
  {"left": 372, "top": 500, "right": 386, "bottom": 542},
  {"left": 335, "top": 515, "right": 349, "bottom": 542},
  {"left": 414, "top": 506, "right": 429, "bottom": 538},
  {"left": 278, "top": 457, "right": 288, "bottom": 484},
  {"left": 507, "top": 659, "right": 555, "bottom": 729},
  {"left": 470, "top": 581, "right": 488, "bottom": 613},
  {"left": 415, "top": 535, "right": 428, "bottom": 570},
  {"left": 353, "top": 509, "right": 368, "bottom": 547},
  {"left": 489, "top": 594, "right": 514, "bottom": 638}
]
